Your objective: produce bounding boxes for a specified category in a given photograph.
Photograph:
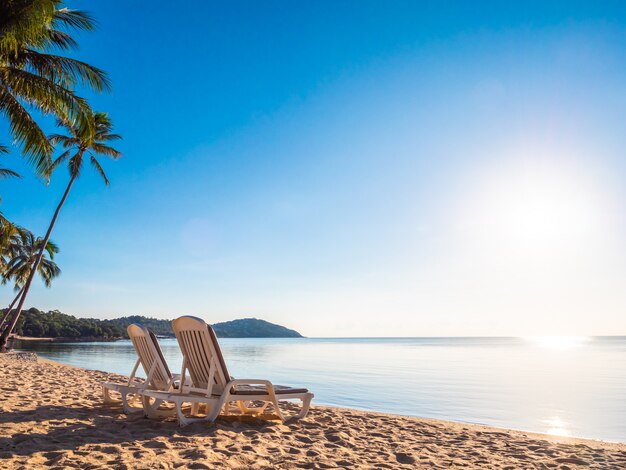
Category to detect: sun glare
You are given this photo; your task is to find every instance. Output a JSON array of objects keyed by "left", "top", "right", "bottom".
[
  {"left": 456, "top": 156, "right": 613, "bottom": 262},
  {"left": 526, "top": 336, "right": 590, "bottom": 351},
  {"left": 543, "top": 416, "right": 572, "bottom": 437}
]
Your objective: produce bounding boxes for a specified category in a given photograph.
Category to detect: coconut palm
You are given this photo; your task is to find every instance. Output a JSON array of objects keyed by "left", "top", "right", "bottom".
[
  {"left": 0, "top": 221, "right": 59, "bottom": 331},
  {"left": 0, "top": 111, "right": 121, "bottom": 351},
  {"left": 0, "top": 227, "right": 59, "bottom": 336},
  {"left": 0, "top": 0, "right": 110, "bottom": 174}
]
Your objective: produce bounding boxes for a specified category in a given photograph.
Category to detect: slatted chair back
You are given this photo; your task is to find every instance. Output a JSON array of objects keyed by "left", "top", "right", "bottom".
[
  {"left": 172, "top": 316, "right": 231, "bottom": 396},
  {"left": 127, "top": 323, "right": 173, "bottom": 390}
]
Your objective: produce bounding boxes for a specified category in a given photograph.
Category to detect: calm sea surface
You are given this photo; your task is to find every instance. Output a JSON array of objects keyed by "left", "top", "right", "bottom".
[{"left": 15, "top": 336, "right": 626, "bottom": 442}]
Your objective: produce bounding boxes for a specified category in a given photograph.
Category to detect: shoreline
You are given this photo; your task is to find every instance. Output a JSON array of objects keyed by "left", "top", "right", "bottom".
[{"left": 1, "top": 354, "right": 625, "bottom": 468}]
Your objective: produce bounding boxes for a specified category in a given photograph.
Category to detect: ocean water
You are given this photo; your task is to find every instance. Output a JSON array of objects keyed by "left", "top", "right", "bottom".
[{"left": 15, "top": 336, "right": 626, "bottom": 442}]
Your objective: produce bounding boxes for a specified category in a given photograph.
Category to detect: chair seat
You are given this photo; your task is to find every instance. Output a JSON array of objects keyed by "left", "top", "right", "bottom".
[
  {"left": 103, "top": 381, "right": 145, "bottom": 392},
  {"left": 232, "top": 384, "right": 309, "bottom": 395}
]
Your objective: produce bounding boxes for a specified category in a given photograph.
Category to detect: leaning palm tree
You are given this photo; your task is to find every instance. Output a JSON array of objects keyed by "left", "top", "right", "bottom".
[
  {"left": 0, "top": 111, "right": 121, "bottom": 351},
  {"left": 0, "top": 228, "right": 59, "bottom": 336},
  {"left": 0, "top": 0, "right": 110, "bottom": 174}
]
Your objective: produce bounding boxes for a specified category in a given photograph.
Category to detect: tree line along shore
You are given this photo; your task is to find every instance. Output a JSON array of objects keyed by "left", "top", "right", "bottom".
[{"left": 3, "top": 308, "right": 303, "bottom": 341}]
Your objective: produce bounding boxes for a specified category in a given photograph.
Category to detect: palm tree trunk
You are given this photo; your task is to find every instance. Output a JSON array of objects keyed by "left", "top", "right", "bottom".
[
  {"left": 0, "top": 171, "right": 78, "bottom": 352},
  {"left": 0, "top": 286, "right": 26, "bottom": 335}
]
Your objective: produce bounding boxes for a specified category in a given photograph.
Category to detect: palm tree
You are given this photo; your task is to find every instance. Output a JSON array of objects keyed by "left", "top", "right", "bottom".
[
  {"left": 3, "top": 230, "right": 60, "bottom": 288},
  {"left": 0, "top": 227, "right": 59, "bottom": 336},
  {"left": 0, "top": 111, "right": 121, "bottom": 351},
  {"left": 0, "top": 0, "right": 110, "bottom": 174},
  {"left": 0, "top": 220, "right": 58, "bottom": 333}
]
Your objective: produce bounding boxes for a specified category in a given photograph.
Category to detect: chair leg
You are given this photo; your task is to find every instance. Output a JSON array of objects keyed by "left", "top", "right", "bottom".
[
  {"left": 290, "top": 393, "right": 313, "bottom": 420},
  {"left": 236, "top": 400, "right": 268, "bottom": 415},
  {"left": 102, "top": 385, "right": 116, "bottom": 404},
  {"left": 269, "top": 396, "right": 286, "bottom": 422},
  {"left": 121, "top": 392, "right": 143, "bottom": 414},
  {"left": 207, "top": 395, "right": 229, "bottom": 422},
  {"left": 142, "top": 396, "right": 175, "bottom": 419},
  {"left": 274, "top": 393, "right": 314, "bottom": 422},
  {"left": 175, "top": 400, "right": 191, "bottom": 427},
  {"left": 177, "top": 399, "right": 219, "bottom": 427}
]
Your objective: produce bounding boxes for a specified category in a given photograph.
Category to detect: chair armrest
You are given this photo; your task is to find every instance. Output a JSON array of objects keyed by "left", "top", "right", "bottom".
[{"left": 226, "top": 379, "right": 275, "bottom": 394}]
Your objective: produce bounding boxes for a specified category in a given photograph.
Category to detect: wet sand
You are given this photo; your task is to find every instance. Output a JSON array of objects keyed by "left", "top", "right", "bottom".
[{"left": 1, "top": 354, "right": 625, "bottom": 469}]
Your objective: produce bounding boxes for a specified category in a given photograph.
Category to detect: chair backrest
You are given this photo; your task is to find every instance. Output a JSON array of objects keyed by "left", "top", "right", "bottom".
[
  {"left": 127, "top": 323, "right": 172, "bottom": 390},
  {"left": 172, "top": 316, "right": 231, "bottom": 395}
]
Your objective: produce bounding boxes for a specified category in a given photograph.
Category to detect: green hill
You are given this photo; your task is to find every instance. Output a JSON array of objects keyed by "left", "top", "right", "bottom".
[{"left": 213, "top": 318, "right": 302, "bottom": 338}]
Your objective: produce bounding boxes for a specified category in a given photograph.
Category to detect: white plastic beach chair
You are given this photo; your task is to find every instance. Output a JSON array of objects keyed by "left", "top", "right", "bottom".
[
  {"left": 141, "top": 316, "right": 313, "bottom": 426},
  {"left": 102, "top": 323, "right": 180, "bottom": 414}
]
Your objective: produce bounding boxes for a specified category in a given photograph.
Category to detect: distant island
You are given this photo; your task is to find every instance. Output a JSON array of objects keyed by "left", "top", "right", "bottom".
[{"left": 5, "top": 308, "right": 303, "bottom": 341}]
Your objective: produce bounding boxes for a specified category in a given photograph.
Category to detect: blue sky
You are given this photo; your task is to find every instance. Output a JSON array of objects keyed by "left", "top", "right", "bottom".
[{"left": 2, "top": 1, "right": 626, "bottom": 336}]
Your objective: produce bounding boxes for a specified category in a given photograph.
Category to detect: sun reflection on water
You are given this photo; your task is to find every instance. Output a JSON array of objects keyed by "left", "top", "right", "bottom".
[
  {"left": 544, "top": 416, "right": 572, "bottom": 437},
  {"left": 526, "top": 336, "right": 590, "bottom": 351}
]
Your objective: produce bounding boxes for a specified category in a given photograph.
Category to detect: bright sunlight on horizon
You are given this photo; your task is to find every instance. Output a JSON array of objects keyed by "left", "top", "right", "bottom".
[{"left": 2, "top": 1, "right": 626, "bottom": 337}]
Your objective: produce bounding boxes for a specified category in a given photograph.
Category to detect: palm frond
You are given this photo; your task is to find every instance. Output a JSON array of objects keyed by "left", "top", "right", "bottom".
[
  {"left": 0, "top": 0, "right": 56, "bottom": 53},
  {"left": 89, "top": 155, "right": 109, "bottom": 185},
  {"left": 42, "top": 239, "right": 59, "bottom": 258},
  {"left": 49, "top": 134, "right": 78, "bottom": 149},
  {"left": 41, "top": 29, "right": 78, "bottom": 50},
  {"left": 15, "top": 50, "right": 111, "bottom": 92},
  {"left": 91, "top": 143, "right": 121, "bottom": 158},
  {"left": 1, "top": 67, "right": 93, "bottom": 125},
  {"left": 0, "top": 84, "right": 52, "bottom": 172},
  {"left": 0, "top": 168, "right": 20, "bottom": 179},
  {"left": 52, "top": 8, "right": 96, "bottom": 32}
]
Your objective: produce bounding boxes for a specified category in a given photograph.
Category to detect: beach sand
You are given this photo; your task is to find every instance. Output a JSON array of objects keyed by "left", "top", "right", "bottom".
[{"left": 1, "top": 354, "right": 625, "bottom": 469}]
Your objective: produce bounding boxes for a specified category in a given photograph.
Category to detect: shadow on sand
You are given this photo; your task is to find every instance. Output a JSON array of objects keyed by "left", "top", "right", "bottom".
[{"left": 1, "top": 402, "right": 292, "bottom": 459}]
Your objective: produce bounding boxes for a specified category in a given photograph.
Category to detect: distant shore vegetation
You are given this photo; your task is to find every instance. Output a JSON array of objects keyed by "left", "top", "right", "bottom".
[
  {"left": 6, "top": 308, "right": 303, "bottom": 340},
  {"left": 9, "top": 307, "right": 123, "bottom": 339}
]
